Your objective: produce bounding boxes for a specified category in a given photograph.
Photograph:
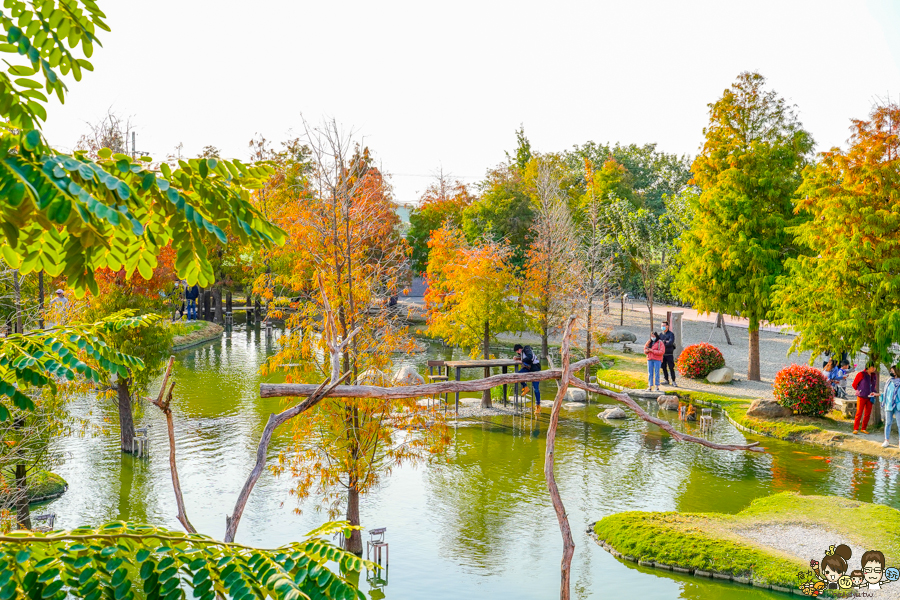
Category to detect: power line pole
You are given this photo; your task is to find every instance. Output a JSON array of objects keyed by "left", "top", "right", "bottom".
[{"left": 130, "top": 131, "right": 149, "bottom": 161}]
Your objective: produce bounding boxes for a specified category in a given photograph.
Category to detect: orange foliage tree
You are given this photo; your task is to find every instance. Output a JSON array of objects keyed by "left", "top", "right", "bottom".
[
  {"left": 424, "top": 225, "right": 525, "bottom": 407},
  {"left": 256, "top": 121, "right": 448, "bottom": 555}
]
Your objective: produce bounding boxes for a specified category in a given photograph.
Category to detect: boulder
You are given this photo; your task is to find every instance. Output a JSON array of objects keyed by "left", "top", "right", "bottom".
[
  {"left": 565, "top": 388, "right": 588, "bottom": 403},
  {"left": 746, "top": 398, "right": 792, "bottom": 419},
  {"left": 357, "top": 367, "right": 387, "bottom": 387},
  {"left": 599, "top": 407, "right": 627, "bottom": 419},
  {"left": 391, "top": 364, "right": 425, "bottom": 387},
  {"left": 707, "top": 367, "right": 734, "bottom": 384},
  {"left": 657, "top": 395, "right": 680, "bottom": 411},
  {"left": 607, "top": 328, "right": 638, "bottom": 343}
]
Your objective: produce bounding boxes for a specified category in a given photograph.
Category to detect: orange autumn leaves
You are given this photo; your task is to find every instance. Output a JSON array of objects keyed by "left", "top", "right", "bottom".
[
  {"left": 425, "top": 226, "right": 523, "bottom": 357},
  {"left": 252, "top": 144, "right": 448, "bottom": 524}
]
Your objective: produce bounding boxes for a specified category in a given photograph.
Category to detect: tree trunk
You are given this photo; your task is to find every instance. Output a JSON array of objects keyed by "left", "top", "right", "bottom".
[
  {"left": 603, "top": 284, "right": 609, "bottom": 314},
  {"left": 646, "top": 276, "right": 654, "bottom": 334},
  {"left": 213, "top": 287, "right": 223, "bottom": 324},
  {"left": 13, "top": 270, "right": 22, "bottom": 334},
  {"left": 346, "top": 482, "right": 363, "bottom": 555},
  {"left": 542, "top": 329, "right": 549, "bottom": 363},
  {"left": 748, "top": 324, "right": 761, "bottom": 381},
  {"left": 482, "top": 320, "right": 492, "bottom": 408},
  {"left": 585, "top": 301, "right": 593, "bottom": 383},
  {"left": 117, "top": 380, "right": 136, "bottom": 453},
  {"left": 38, "top": 271, "right": 44, "bottom": 329},
  {"left": 15, "top": 462, "right": 30, "bottom": 530}
]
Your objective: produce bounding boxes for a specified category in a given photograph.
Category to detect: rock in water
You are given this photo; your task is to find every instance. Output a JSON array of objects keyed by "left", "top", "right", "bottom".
[
  {"left": 746, "top": 398, "right": 792, "bottom": 418},
  {"left": 707, "top": 367, "right": 735, "bottom": 384},
  {"left": 657, "top": 394, "right": 680, "bottom": 410},
  {"left": 392, "top": 365, "right": 425, "bottom": 386},
  {"left": 599, "top": 407, "right": 627, "bottom": 419},
  {"left": 607, "top": 328, "right": 638, "bottom": 343},
  {"left": 565, "top": 388, "right": 588, "bottom": 403},
  {"left": 358, "top": 367, "right": 387, "bottom": 386}
]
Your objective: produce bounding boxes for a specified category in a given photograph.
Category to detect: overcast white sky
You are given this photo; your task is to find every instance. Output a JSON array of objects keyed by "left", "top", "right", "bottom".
[{"left": 41, "top": 0, "right": 900, "bottom": 204}]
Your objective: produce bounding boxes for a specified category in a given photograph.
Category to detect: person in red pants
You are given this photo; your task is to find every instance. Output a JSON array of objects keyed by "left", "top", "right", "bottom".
[{"left": 852, "top": 363, "right": 879, "bottom": 434}]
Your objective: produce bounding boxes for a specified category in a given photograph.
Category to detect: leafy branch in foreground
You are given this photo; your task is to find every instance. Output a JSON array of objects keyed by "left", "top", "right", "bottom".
[
  {"left": 0, "top": 520, "right": 372, "bottom": 600},
  {"left": 0, "top": 311, "right": 154, "bottom": 421},
  {"left": 0, "top": 1, "right": 286, "bottom": 295}
]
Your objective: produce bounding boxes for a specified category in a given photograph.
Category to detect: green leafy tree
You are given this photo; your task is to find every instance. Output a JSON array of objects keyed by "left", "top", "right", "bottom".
[
  {"left": 463, "top": 129, "right": 536, "bottom": 268},
  {"left": 774, "top": 101, "right": 900, "bottom": 363},
  {"left": 406, "top": 172, "right": 474, "bottom": 273},
  {"left": 605, "top": 200, "right": 676, "bottom": 333},
  {"left": 0, "top": 520, "right": 371, "bottom": 599},
  {"left": 0, "top": 1, "right": 284, "bottom": 426},
  {"left": 675, "top": 72, "right": 813, "bottom": 380},
  {"left": 568, "top": 142, "right": 692, "bottom": 213},
  {"left": 0, "top": 2, "right": 285, "bottom": 295}
]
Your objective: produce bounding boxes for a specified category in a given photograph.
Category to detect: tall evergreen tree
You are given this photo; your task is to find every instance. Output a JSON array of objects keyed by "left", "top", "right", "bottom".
[
  {"left": 774, "top": 101, "right": 900, "bottom": 363},
  {"left": 676, "top": 72, "right": 813, "bottom": 380}
]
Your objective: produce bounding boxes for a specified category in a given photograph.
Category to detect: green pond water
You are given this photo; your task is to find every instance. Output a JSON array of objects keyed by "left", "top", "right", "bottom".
[{"left": 39, "top": 319, "right": 900, "bottom": 599}]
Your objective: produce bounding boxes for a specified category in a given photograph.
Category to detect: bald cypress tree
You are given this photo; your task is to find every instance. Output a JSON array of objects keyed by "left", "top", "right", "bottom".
[{"left": 676, "top": 72, "right": 813, "bottom": 380}]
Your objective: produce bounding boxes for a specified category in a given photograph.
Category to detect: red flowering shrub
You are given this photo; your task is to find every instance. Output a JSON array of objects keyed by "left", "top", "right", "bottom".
[
  {"left": 773, "top": 364, "right": 834, "bottom": 417},
  {"left": 676, "top": 343, "right": 725, "bottom": 379}
]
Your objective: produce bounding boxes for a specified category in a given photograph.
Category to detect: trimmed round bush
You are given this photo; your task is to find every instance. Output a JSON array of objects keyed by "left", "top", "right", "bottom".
[
  {"left": 676, "top": 343, "right": 725, "bottom": 379},
  {"left": 773, "top": 364, "right": 834, "bottom": 417}
]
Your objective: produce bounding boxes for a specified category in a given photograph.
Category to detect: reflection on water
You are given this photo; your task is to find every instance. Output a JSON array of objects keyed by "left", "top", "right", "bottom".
[{"left": 40, "top": 320, "right": 900, "bottom": 599}]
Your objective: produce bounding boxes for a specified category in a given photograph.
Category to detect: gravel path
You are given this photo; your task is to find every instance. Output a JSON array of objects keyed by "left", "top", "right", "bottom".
[
  {"left": 610, "top": 308, "right": 818, "bottom": 384},
  {"left": 736, "top": 524, "right": 900, "bottom": 598}
]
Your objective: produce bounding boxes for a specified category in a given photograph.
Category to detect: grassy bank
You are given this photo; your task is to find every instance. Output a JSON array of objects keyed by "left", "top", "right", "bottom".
[
  {"left": 170, "top": 320, "right": 224, "bottom": 351},
  {"left": 593, "top": 492, "right": 900, "bottom": 590},
  {"left": 593, "top": 348, "right": 900, "bottom": 460}
]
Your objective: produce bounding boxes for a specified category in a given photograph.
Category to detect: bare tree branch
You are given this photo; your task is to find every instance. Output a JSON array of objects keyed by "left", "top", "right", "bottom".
[{"left": 149, "top": 356, "right": 196, "bottom": 534}]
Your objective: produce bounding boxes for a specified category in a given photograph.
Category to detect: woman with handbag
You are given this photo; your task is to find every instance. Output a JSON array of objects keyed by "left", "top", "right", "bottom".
[
  {"left": 643, "top": 332, "right": 665, "bottom": 392},
  {"left": 852, "top": 362, "right": 879, "bottom": 434}
]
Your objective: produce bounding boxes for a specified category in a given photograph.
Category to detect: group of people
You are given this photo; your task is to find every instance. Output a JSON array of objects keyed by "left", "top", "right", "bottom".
[
  {"left": 824, "top": 359, "right": 900, "bottom": 448},
  {"left": 643, "top": 322, "right": 677, "bottom": 391},
  {"left": 172, "top": 280, "right": 201, "bottom": 321}
]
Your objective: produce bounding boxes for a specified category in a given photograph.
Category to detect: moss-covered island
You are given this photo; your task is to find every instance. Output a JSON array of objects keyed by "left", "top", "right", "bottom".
[
  {"left": 2, "top": 470, "right": 68, "bottom": 503},
  {"left": 592, "top": 493, "right": 900, "bottom": 593}
]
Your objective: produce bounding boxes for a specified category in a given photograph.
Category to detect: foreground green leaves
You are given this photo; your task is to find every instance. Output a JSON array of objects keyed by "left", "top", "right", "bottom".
[
  {"left": 0, "top": 521, "right": 371, "bottom": 600},
  {"left": 0, "top": 311, "right": 152, "bottom": 421},
  {"left": 0, "top": 2, "right": 286, "bottom": 295},
  {"left": 0, "top": 133, "right": 285, "bottom": 295}
]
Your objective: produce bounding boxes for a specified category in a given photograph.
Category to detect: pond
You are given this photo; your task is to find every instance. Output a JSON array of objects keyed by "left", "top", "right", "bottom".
[{"left": 39, "top": 319, "right": 900, "bottom": 599}]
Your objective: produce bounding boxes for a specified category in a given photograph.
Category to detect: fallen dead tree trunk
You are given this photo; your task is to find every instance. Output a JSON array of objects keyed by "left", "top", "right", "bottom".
[{"left": 260, "top": 357, "right": 598, "bottom": 399}]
